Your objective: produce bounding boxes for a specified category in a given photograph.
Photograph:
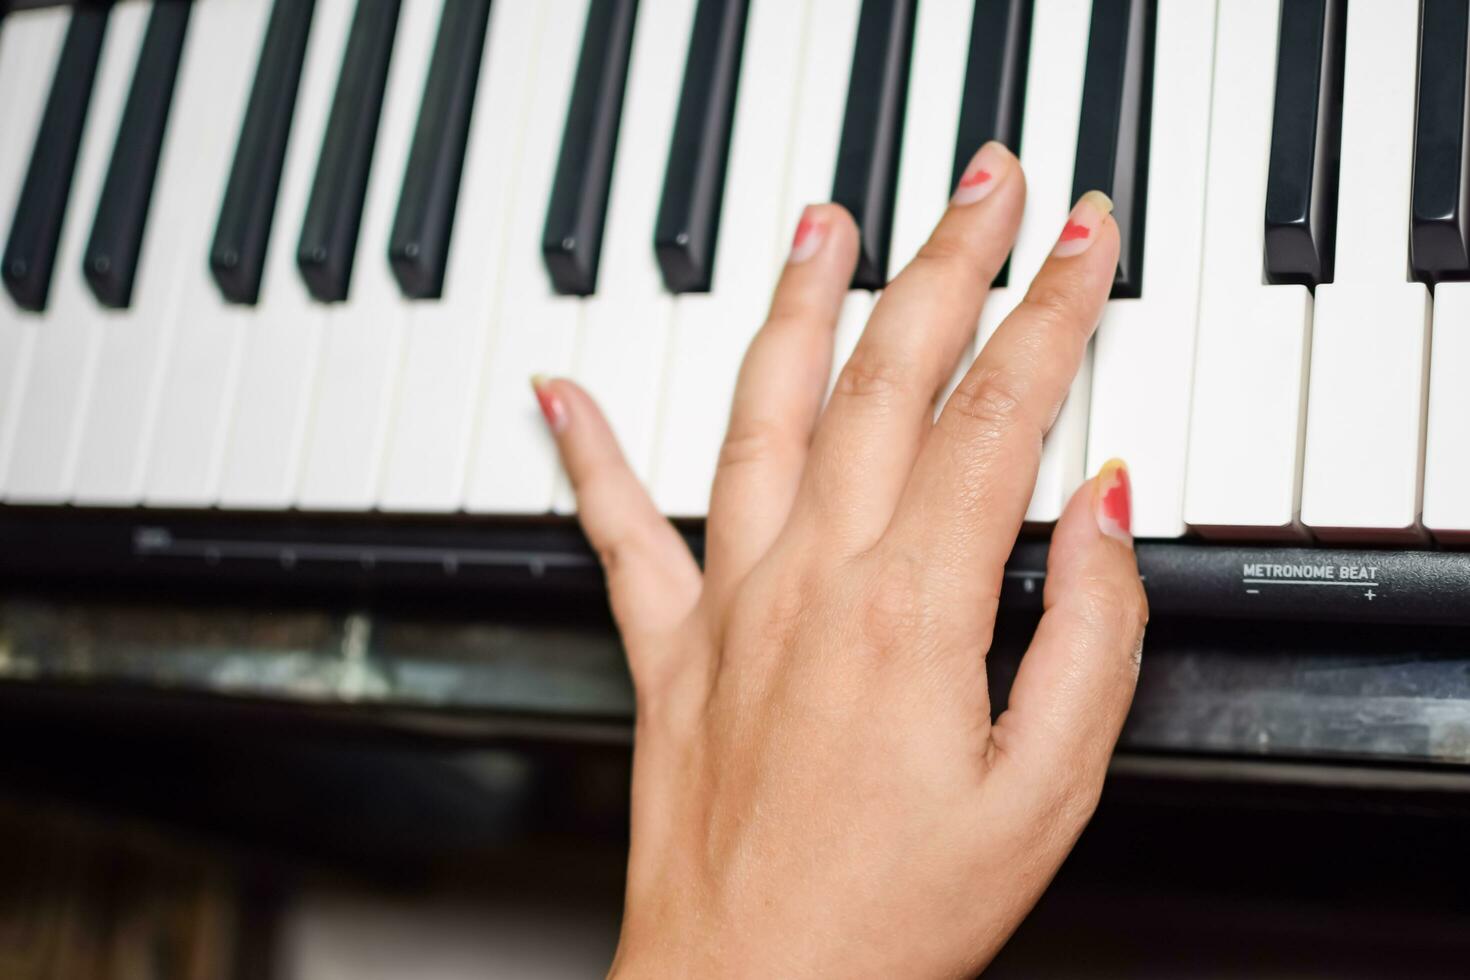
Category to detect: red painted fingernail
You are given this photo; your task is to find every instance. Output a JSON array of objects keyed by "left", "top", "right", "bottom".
[
  {"left": 789, "top": 207, "right": 826, "bottom": 264},
  {"left": 1094, "top": 458, "right": 1132, "bottom": 546},
  {"left": 530, "top": 374, "right": 568, "bottom": 433},
  {"left": 1052, "top": 190, "right": 1114, "bottom": 258},
  {"left": 951, "top": 141, "right": 1008, "bottom": 206}
]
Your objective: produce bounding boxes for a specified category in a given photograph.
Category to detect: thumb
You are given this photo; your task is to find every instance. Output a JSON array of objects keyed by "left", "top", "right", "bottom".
[
  {"left": 992, "top": 459, "right": 1147, "bottom": 792},
  {"left": 532, "top": 377, "right": 702, "bottom": 655}
]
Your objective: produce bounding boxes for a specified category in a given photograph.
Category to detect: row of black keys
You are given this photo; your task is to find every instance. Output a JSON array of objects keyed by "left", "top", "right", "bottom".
[
  {"left": 5, "top": 0, "right": 1469, "bottom": 317},
  {"left": 548, "top": 0, "right": 1155, "bottom": 294},
  {"left": 0, "top": 0, "right": 1164, "bottom": 312},
  {"left": 1269, "top": 0, "right": 1470, "bottom": 286}
]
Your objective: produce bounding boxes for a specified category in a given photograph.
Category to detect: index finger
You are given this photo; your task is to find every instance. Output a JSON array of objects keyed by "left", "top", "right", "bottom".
[{"left": 793, "top": 143, "right": 1026, "bottom": 552}]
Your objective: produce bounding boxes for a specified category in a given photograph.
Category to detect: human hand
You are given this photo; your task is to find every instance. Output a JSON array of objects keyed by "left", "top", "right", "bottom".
[{"left": 532, "top": 142, "right": 1146, "bottom": 978}]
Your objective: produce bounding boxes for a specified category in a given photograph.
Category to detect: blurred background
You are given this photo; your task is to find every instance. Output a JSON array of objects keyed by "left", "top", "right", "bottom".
[{"left": 2, "top": 589, "right": 1469, "bottom": 979}]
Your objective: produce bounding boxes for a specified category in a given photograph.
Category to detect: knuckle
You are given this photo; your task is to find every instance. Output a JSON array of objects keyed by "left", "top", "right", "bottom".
[
  {"left": 1021, "top": 752, "right": 1106, "bottom": 836},
  {"left": 1077, "top": 575, "right": 1149, "bottom": 643},
  {"left": 833, "top": 344, "right": 910, "bottom": 406},
  {"left": 1046, "top": 772, "right": 1105, "bottom": 836},
  {"left": 1019, "top": 280, "right": 1092, "bottom": 341},
  {"left": 728, "top": 564, "right": 823, "bottom": 657},
  {"left": 718, "top": 417, "right": 799, "bottom": 472},
  {"left": 593, "top": 535, "right": 632, "bottom": 581},
  {"left": 855, "top": 556, "right": 929, "bottom": 650},
  {"left": 998, "top": 764, "right": 1101, "bottom": 855},
  {"left": 947, "top": 368, "right": 1040, "bottom": 440},
  {"left": 911, "top": 235, "right": 1000, "bottom": 286},
  {"left": 591, "top": 518, "right": 659, "bottom": 583},
  {"left": 582, "top": 500, "right": 657, "bottom": 580},
  {"left": 764, "top": 573, "right": 816, "bottom": 649},
  {"left": 1131, "top": 578, "right": 1151, "bottom": 631}
]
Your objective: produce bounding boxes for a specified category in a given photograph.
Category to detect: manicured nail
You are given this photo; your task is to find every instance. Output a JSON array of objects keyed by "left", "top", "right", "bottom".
[
  {"left": 530, "top": 374, "right": 568, "bottom": 434},
  {"left": 1093, "top": 458, "right": 1132, "bottom": 546},
  {"left": 789, "top": 207, "right": 826, "bottom": 264},
  {"left": 951, "top": 141, "right": 1008, "bottom": 206},
  {"left": 1052, "top": 190, "right": 1114, "bottom": 258}
]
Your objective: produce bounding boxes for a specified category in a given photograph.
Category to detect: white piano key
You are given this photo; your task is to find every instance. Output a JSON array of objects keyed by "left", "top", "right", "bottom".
[
  {"left": 71, "top": 0, "right": 268, "bottom": 506},
  {"left": 1084, "top": 0, "right": 1216, "bottom": 539},
  {"left": 773, "top": 0, "right": 867, "bottom": 406},
  {"left": 144, "top": 0, "right": 350, "bottom": 506},
  {"left": 829, "top": 290, "right": 875, "bottom": 393},
  {"left": 888, "top": 0, "right": 968, "bottom": 273},
  {"left": 547, "top": 0, "right": 699, "bottom": 515},
  {"left": 1183, "top": 0, "right": 1313, "bottom": 536},
  {"left": 1301, "top": 286, "right": 1429, "bottom": 540},
  {"left": 378, "top": 0, "right": 546, "bottom": 513},
  {"left": 653, "top": 0, "right": 811, "bottom": 517},
  {"left": 208, "top": 0, "right": 355, "bottom": 510},
  {"left": 780, "top": 0, "right": 861, "bottom": 241},
  {"left": 1300, "top": 1, "right": 1429, "bottom": 541},
  {"left": 0, "top": 6, "right": 69, "bottom": 494},
  {"left": 974, "top": 0, "right": 1092, "bottom": 524},
  {"left": 460, "top": 0, "right": 588, "bottom": 515},
  {"left": 1423, "top": 283, "right": 1470, "bottom": 542},
  {"left": 1, "top": 0, "right": 147, "bottom": 504},
  {"left": 296, "top": 0, "right": 438, "bottom": 511}
]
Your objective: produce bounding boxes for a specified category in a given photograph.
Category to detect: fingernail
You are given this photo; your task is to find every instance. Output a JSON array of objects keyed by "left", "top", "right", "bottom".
[
  {"left": 789, "top": 206, "right": 826, "bottom": 264},
  {"left": 1052, "top": 190, "right": 1114, "bottom": 258},
  {"left": 951, "top": 141, "right": 1008, "bottom": 206},
  {"left": 1093, "top": 458, "right": 1132, "bottom": 546},
  {"left": 530, "top": 374, "right": 568, "bottom": 434}
]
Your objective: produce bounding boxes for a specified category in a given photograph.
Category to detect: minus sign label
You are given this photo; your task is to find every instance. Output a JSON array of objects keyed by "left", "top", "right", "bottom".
[{"left": 1245, "top": 589, "right": 1260, "bottom": 594}]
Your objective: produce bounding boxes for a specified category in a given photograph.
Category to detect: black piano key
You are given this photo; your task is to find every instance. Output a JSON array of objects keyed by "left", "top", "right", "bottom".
[
  {"left": 2, "top": 5, "right": 108, "bottom": 312},
  {"left": 1070, "top": 0, "right": 1154, "bottom": 299},
  {"left": 653, "top": 0, "right": 749, "bottom": 294},
  {"left": 541, "top": 0, "right": 639, "bottom": 296},
  {"left": 952, "top": 0, "right": 1032, "bottom": 288},
  {"left": 388, "top": 0, "right": 492, "bottom": 300},
  {"left": 1264, "top": 0, "right": 1346, "bottom": 287},
  {"left": 83, "top": 0, "right": 190, "bottom": 310},
  {"left": 952, "top": 0, "right": 1032, "bottom": 186},
  {"left": 832, "top": 0, "right": 918, "bottom": 290},
  {"left": 1412, "top": 0, "right": 1470, "bottom": 284},
  {"left": 297, "top": 0, "right": 402, "bottom": 304},
  {"left": 210, "top": 0, "right": 317, "bottom": 306}
]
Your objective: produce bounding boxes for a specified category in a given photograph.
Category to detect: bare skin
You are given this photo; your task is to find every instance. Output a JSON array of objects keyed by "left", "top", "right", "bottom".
[{"left": 532, "top": 143, "right": 1147, "bottom": 978}]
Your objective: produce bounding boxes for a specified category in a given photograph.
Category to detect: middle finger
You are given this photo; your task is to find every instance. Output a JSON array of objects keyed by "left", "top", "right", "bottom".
[{"left": 797, "top": 142, "right": 1025, "bottom": 550}]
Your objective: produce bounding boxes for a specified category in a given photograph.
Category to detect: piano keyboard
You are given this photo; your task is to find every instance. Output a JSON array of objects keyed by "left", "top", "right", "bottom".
[{"left": 0, "top": 0, "right": 1467, "bottom": 550}]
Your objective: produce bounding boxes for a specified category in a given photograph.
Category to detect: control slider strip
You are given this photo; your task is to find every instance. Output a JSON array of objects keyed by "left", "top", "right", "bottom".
[{"left": 0, "top": 512, "right": 1465, "bottom": 625}]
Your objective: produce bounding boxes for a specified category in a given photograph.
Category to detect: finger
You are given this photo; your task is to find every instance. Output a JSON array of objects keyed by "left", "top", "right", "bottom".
[
  {"left": 704, "top": 204, "right": 859, "bottom": 607},
  {"left": 798, "top": 142, "right": 1024, "bottom": 549},
  {"left": 888, "top": 190, "right": 1118, "bottom": 606},
  {"left": 533, "top": 377, "right": 702, "bottom": 657},
  {"left": 990, "top": 459, "right": 1145, "bottom": 806}
]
